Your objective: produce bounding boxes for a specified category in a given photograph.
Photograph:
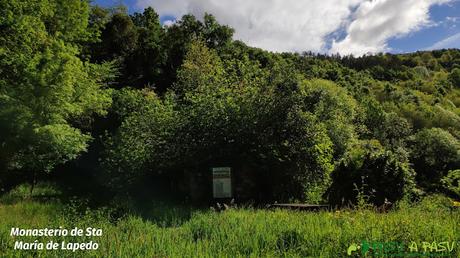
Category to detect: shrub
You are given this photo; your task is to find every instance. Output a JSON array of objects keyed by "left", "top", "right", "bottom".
[
  {"left": 416, "top": 194, "right": 454, "bottom": 212},
  {"left": 441, "top": 170, "right": 460, "bottom": 199},
  {"left": 410, "top": 128, "right": 460, "bottom": 190},
  {"left": 449, "top": 67, "right": 460, "bottom": 88},
  {"left": 328, "top": 140, "right": 415, "bottom": 206}
]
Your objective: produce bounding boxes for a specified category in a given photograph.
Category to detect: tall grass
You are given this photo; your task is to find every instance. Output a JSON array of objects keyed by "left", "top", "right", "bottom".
[{"left": 0, "top": 186, "right": 459, "bottom": 257}]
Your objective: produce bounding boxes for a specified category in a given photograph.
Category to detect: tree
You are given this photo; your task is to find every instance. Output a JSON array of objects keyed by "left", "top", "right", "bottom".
[
  {"left": 98, "top": 12, "right": 138, "bottom": 61},
  {"left": 173, "top": 39, "right": 226, "bottom": 96},
  {"left": 160, "top": 14, "right": 234, "bottom": 91},
  {"left": 102, "top": 88, "right": 181, "bottom": 188},
  {"left": 299, "top": 79, "right": 358, "bottom": 158},
  {"left": 449, "top": 68, "right": 460, "bottom": 88},
  {"left": 0, "top": 0, "right": 112, "bottom": 192},
  {"left": 410, "top": 128, "right": 460, "bottom": 190},
  {"left": 126, "top": 7, "right": 166, "bottom": 88},
  {"left": 363, "top": 100, "right": 412, "bottom": 149},
  {"left": 104, "top": 40, "right": 335, "bottom": 202},
  {"left": 202, "top": 14, "right": 235, "bottom": 50}
]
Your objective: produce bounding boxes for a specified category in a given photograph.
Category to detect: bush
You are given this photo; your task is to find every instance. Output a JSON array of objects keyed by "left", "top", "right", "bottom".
[
  {"left": 441, "top": 170, "right": 460, "bottom": 199},
  {"left": 410, "top": 128, "right": 460, "bottom": 190},
  {"left": 449, "top": 67, "right": 460, "bottom": 88},
  {"left": 416, "top": 194, "right": 454, "bottom": 212},
  {"left": 328, "top": 140, "right": 415, "bottom": 206}
]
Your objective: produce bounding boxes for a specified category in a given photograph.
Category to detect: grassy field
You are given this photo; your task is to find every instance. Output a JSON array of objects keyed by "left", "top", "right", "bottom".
[{"left": 0, "top": 185, "right": 459, "bottom": 257}]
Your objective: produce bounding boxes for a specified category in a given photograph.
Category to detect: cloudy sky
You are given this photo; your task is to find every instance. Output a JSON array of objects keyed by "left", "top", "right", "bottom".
[{"left": 95, "top": 0, "right": 460, "bottom": 56}]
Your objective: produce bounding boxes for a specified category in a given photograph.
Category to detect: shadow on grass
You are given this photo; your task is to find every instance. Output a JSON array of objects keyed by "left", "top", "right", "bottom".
[{"left": 0, "top": 181, "right": 203, "bottom": 228}]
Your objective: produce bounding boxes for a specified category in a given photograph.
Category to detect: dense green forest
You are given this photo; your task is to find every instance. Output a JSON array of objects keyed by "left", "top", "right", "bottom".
[{"left": 1, "top": 0, "right": 460, "bottom": 206}]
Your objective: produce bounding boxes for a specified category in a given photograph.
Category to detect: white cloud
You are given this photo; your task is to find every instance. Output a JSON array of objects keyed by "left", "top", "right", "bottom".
[
  {"left": 426, "top": 32, "right": 460, "bottom": 49},
  {"left": 331, "top": 0, "right": 452, "bottom": 56},
  {"left": 137, "top": 0, "right": 362, "bottom": 53},
  {"left": 136, "top": 0, "right": 190, "bottom": 17},
  {"left": 136, "top": 0, "right": 452, "bottom": 55},
  {"left": 163, "top": 19, "right": 176, "bottom": 27}
]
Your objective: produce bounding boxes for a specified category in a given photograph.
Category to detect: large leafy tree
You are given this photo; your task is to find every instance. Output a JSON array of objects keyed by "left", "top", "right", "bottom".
[
  {"left": 0, "top": 0, "right": 112, "bottom": 190},
  {"left": 91, "top": 7, "right": 166, "bottom": 89},
  {"left": 298, "top": 79, "right": 358, "bottom": 158},
  {"left": 127, "top": 7, "right": 166, "bottom": 88},
  {"left": 160, "top": 14, "right": 234, "bottom": 91}
]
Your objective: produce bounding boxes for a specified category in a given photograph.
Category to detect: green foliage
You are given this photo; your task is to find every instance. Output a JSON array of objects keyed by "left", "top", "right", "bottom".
[
  {"left": 413, "top": 66, "right": 430, "bottom": 79},
  {"left": 98, "top": 18, "right": 459, "bottom": 203},
  {"left": 174, "top": 39, "right": 226, "bottom": 95},
  {"left": 0, "top": 0, "right": 112, "bottom": 178},
  {"left": 299, "top": 79, "right": 358, "bottom": 158},
  {"left": 102, "top": 13, "right": 138, "bottom": 58},
  {"left": 362, "top": 98, "right": 412, "bottom": 148},
  {"left": 441, "top": 170, "right": 460, "bottom": 199},
  {"left": 157, "top": 13, "right": 234, "bottom": 91},
  {"left": 410, "top": 128, "right": 460, "bottom": 190},
  {"left": 126, "top": 7, "right": 166, "bottom": 88},
  {"left": 328, "top": 140, "right": 415, "bottom": 206},
  {"left": 415, "top": 194, "right": 454, "bottom": 212},
  {"left": 103, "top": 89, "right": 180, "bottom": 187},
  {"left": 1, "top": 2, "right": 460, "bottom": 205},
  {"left": 105, "top": 40, "right": 335, "bottom": 201},
  {"left": 450, "top": 67, "right": 460, "bottom": 88},
  {"left": 0, "top": 182, "right": 61, "bottom": 203}
]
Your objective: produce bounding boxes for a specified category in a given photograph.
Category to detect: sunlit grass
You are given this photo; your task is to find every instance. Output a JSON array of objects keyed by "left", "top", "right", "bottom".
[{"left": 0, "top": 187, "right": 459, "bottom": 257}]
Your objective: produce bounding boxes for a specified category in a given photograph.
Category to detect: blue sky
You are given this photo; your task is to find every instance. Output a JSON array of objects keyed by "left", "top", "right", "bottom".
[
  {"left": 93, "top": 0, "right": 460, "bottom": 56},
  {"left": 389, "top": 2, "right": 460, "bottom": 53}
]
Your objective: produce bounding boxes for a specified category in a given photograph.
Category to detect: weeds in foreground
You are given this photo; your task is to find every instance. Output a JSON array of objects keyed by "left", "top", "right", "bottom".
[{"left": 1, "top": 192, "right": 459, "bottom": 257}]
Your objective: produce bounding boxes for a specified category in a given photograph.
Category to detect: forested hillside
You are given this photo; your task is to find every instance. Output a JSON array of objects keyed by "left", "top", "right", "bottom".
[{"left": 1, "top": 1, "right": 460, "bottom": 206}]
